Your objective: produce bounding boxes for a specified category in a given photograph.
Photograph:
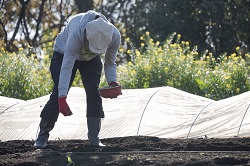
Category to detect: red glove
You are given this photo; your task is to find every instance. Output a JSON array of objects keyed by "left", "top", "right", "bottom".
[
  {"left": 108, "top": 81, "right": 119, "bottom": 87},
  {"left": 58, "top": 97, "right": 72, "bottom": 116}
]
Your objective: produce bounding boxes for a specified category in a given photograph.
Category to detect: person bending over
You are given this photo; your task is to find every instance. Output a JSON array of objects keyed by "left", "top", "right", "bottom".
[{"left": 34, "top": 10, "right": 121, "bottom": 148}]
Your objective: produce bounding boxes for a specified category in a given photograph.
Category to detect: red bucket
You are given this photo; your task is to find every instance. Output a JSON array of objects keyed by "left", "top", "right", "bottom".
[{"left": 98, "top": 85, "right": 122, "bottom": 98}]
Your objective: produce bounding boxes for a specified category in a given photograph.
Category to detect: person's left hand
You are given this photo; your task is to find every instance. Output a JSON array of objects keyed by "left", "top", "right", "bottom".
[{"left": 108, "top": 81, "right": 119, "bottom": 87}]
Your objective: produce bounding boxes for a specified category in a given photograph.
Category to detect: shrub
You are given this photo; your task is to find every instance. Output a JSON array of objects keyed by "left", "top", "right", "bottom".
[
  {"left": 1, "top": 32, "right": 249, "bottom": 101},
  {"left": 116, "top": 32, "right": 250, "bottom": 100},
  {"left": 0, "top": 49, "right": 52, "bottom": 100}
]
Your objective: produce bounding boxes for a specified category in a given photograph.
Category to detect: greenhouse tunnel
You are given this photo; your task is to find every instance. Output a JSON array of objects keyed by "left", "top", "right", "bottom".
[{"left": 1, "top": 86, "right": 250, "bottom": 141}]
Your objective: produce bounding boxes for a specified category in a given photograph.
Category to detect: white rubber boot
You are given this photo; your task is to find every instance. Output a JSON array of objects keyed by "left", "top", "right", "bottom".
[
  {"left": 34, "top": 118, "right": 55, "bottom": 148},
  {"left": 87, "top": 117, "right": 105, "bottom": 146}
]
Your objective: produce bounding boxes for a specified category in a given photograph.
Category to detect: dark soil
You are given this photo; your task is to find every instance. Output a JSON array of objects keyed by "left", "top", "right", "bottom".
[{"left": 1, "top": 136, "right": 250, "bottom": 166}]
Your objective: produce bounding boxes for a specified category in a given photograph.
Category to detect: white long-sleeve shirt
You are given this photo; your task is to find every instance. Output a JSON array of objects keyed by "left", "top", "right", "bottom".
[{"left": 53, "top": 10, "right": 121, "bottom": 97}]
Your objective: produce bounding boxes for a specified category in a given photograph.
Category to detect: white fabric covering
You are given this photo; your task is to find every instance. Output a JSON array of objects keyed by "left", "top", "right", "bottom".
[{"left": 1, "top": 86, "right": 250, "bottom": 141}]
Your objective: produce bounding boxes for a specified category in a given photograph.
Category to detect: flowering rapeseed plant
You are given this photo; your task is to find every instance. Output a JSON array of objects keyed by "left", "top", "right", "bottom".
[
  {"left": 0, "top": 47, "right": 52, "bottom": 100},
  {"left": 115, "top": 32, "right": 250, "bottom": 100},
  {"left": 1, "top": 32, "right": 249, "bottom": 100}
]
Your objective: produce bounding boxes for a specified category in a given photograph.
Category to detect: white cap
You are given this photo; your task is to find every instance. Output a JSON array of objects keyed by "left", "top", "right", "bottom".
[{"left": 86, "top": 18, "right": 113, "bottom": 54}]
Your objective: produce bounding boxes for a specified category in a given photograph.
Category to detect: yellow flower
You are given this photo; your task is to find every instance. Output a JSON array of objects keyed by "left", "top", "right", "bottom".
[
  {"left": 170, "top": 43, "right": 177, "bottom": 48},
  {"left": 232, "top": 56, "right": 239, "bottom": 61},
  {"left": 146, "top": 31, "right": 150, "bottom": 36},
  {"left": 236, "top": 88, "right": 240, "bottom": 93},
  {"left": 155, "top": 41, "right": 160, "bottom": 46},
  {"left": 157, "top": 47, "right": 162, "bottom": 52},
  {"left": 141, "top": 43, "right": 145, "bottom": 47},
  {"left": 140, "top": 36, "right": 144, "bottom": 40},
  {"left": 180, "top": 55, "right": 185, "bottom": 61},
  {"left": 125, "top": 37, "right": 130, "bottom": 42},
  {"left": 119, "top": 48, "right": 124, "bottom": 52},
  {"left": 49, "top": 42, "right": 53, "bottom": 46},
  {"left": 231, "top": 53, "right": 236, "bottom": 57},
  {"left": 226, "top": 84, "right": 231, "bottom": 89},
  {"left": 157, "top": 58, "right": 163, "bottom": 62},
  {"left": 164, "top": 67, "right": 169, "bottom": 72},
  {"left": 236, "top": 46, "right": 240, "bottom": 51},
  {"left": 185, "top": 41, "right": 189, "bottom": 45},
  {"left": 177, "top": 34, "right": 181, "bottom": 38},
  {"left": 43, "top": 54, "right": 49, "bottom": 60},
  {"left": 223, "top": 75, "right": 231, "bottom": 80},
  {"left": 128, "top": 61, "right": 133, "bottom": 66},
  {"left": 131, "top": 70, "right": 136, "bottom": 75},
  {"left": 121, "top": 28, "right": 126, "bottom": 33},
  {"left": 19, "top": 47, "right": 23, "bottom": 51},
  {"left": 127, "top": 50, "right": 131, "bottom": 54},
  {"left": 135, "top": 50, "right": 141, "bottom": 56}
]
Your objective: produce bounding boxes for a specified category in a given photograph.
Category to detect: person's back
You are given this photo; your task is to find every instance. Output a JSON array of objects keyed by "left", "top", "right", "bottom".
[{"left": 54, "top": 13, "right": 85, "bottom": 55}]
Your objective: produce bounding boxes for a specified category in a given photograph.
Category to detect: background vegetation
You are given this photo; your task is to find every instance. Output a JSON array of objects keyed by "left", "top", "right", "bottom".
[
  {"left": 1, "top": 0, "right": 249, "bottom": 57},
  {"left": 0, "top": 0, "right": 250, "bottom": 100},
  {"left": 0, "top": 48, "right": 52, "bottom": 100},
  {"left": 1, "top": 32, "right": 249, "bottom": 100},
  {"left": 116, "top": 32, "right": 250, "bottom": 100}
]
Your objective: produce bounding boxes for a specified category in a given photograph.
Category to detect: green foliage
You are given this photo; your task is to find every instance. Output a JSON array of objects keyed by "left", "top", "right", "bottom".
[
  {"left": 0, "top": 49, "right": 53, "bottom": 100},
  {"left": 101, "top": 0, "right": 250, "bottom": 58},
  {"left": 116, "top": 32, "right": 250, "bottom": 100},
  {"left": 0, "top": 41, "right": 83, "bottom": 100},
  {"left": 1, "top": 32, "right": 250, "bottom": 101}
]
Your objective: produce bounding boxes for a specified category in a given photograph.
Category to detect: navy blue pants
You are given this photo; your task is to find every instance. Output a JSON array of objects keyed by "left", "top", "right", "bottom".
[{"left": 40, "top": 51, "right": 104, "bottom": 122}]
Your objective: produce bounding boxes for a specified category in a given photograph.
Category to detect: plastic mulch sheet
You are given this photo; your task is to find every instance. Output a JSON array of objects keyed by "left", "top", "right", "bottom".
[{"left": 1, "top": 86, "right": 250, "bottom": 141}]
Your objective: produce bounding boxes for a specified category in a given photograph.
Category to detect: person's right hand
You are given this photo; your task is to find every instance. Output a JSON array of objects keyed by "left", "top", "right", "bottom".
[
  {"left": 58, "top": 97, "right": 72, "bottom": 116},
  {"left": 108, "top": 81, "right": 119, "bottom": 87}
]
